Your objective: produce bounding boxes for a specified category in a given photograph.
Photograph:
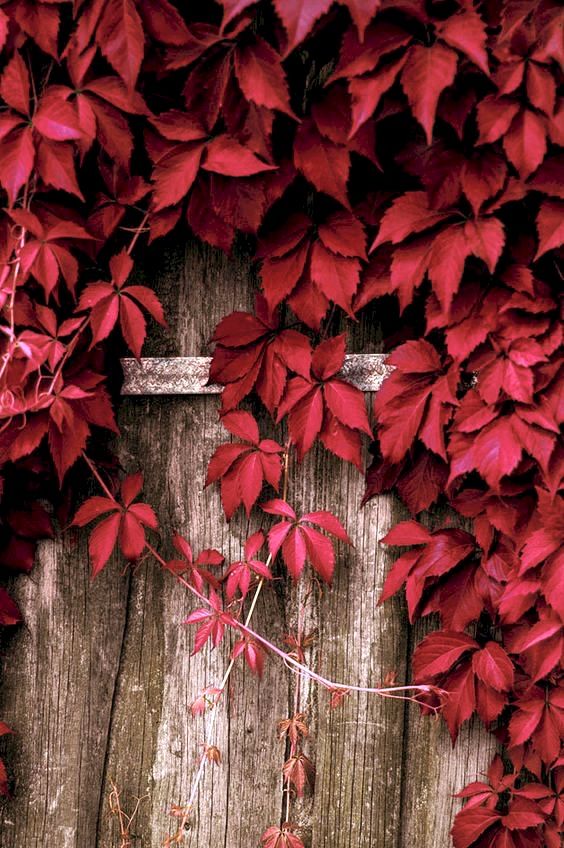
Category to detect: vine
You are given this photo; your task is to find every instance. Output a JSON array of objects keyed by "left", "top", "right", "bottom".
[{"left": 0, "top": 2, "right": 562, "bottom": 847}]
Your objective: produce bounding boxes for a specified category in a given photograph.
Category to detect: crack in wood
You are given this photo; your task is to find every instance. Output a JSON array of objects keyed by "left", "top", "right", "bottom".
[{"left": 94, "top": 571, "right": 134, "bottom": 845}]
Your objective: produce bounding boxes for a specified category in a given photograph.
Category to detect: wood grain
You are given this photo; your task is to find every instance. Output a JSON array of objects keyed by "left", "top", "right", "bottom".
[
  {"left": 0, "top": 232, "right": 494, "bottom": 847},
  {"left": 0, "top": 535, "right": 128, "bottom": 848}
]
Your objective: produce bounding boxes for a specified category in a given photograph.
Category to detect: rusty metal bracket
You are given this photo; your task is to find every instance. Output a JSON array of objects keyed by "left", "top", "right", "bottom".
[{"left": 120, "top": 354, "right": 392, "bottom": 396}]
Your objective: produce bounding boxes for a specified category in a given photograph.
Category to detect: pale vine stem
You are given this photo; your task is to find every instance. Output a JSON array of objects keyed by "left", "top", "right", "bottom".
[
  {"left": 108, "top": 778, "right": 149, "bottom": 848},
  {"left": 0, "top": 174, "right": 29, "bottom": 386},
  {"left": 0, "top": 224, "right": 26, "bottom": 384}
]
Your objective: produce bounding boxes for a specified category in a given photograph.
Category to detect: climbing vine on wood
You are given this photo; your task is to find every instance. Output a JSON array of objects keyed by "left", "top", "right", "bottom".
[{"left": 0, "top": 1, "right": 562, "bottom": 847}]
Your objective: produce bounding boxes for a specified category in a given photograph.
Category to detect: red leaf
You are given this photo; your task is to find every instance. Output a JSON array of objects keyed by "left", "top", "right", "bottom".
[
  {"left": 302, "top": 525, "right": 335, "bottom": 583},
  {"left": 324, "top": 379, "right": 372, "bottom": 435},
  {"left": 464, "top": 217, "right": 506, "bottom": 274},
  {"left": 124, "top": 286, "right": 167, "bottom": 326},
  {"left": 430, "top": 562, "right": 484, "bottom": 631},
  {"left": 442, "top": 661, "right": 477, "bottom": 742},
  {"left": 503, "top": 799, "right": 546, "bottom": 830},
  {"left": 0, "top": 127, "right": 35, "bottom": 206},
  {"left": 508, "top": 698, "right": 544, "bottom": 748},
  {"left": 9, "top": 0, "right": 60, "bottom": 58},
  {"left": 72, "top": 496, "right": 119, "bottom": 526},
  {"left": 119, "top": 510, "right": 146, "bottom": 560},
  {"left": 206, "top": 444, "right": 249, "bottom": 486},
  {"left": 96, "top": 0, "right": 145, "bottom": 91},
  {"left": 36, "top": 139, "right": 83, "bottom": 199},
  {"left": 121, "top": 472, "right": 144, "bottom": 507},
  {"left": 203, "top": 136, "right": 276, "bottom": 177},
  {"left": 281, "top": 526, "right": 307, "bottom": 579},
  {"left": 312, "top": 334, "right": 346, "bottom": 380},
  {"left": 381, "top": 520, "right": 433, "bottom": 546},
  {"left": 388, "top": 339, "right": 442, "bottom": 374},
  {"left": 527, "top": 63, "right": 556, "bottom": 116},
  {"left": 235, "top": 38, "right": 295, "bottom": 117},
  {"left": 461, "top": 151, "right": 507, "bottom": 215},
  {"left": 85, "top": 77, "right": 148, "bottom": 114},
  {"left": 319, "top": 412, "right": 363, "bottom": 469},
  {"left": 287, "top": 386, "right": 324, "bottom": 458},
  {"left": 349, "top": 54, "right": 407, "bottom": 136},
  {"left": 310, "top": 244, "right": 360, "bottom": 314},
  {"left": 371, "top": 192, "right": 451, "bottom": 250},
  {"left": 89, "top": 97, "right": 134, "bottom": 167},
  {"left": 412, "top": 631, "right": 478, "bottom": 679},
  {"left": 451, "top": 807, "right": 501, "bottom": 848},
  {"left": 472, "top": 642, "right": 514, "bottom": 692},
  {"left": 138, "top": 0, "right": 191, "bottom": 44},
  {"left": 152, "top": 143, "right": 205, "bottom": 211},
  {"left": 219, "top": 0, "right": 258, "bottom": 31},
  {"left": 379, "top": 549, "right": 419, "bottom": 604},
  {"left": 341, "top": 0, "right": 380, "bottom": 40},
  {"left": 221, "top": 410, "right": 260, "bottom": 444},
  {"left": 400, "top": 44, "right": 458, "bottom": 144},
  {"left": 317, "top": 212, "right": 366, "bottom": 258},
  {"left": 472, "top": 418, "right": 523, "bottom": 487},
  {"left": 88, "top": 512, "right": 121, "bottom": 577},
  {"left": 477, "top": 96, "right": 520, "bottom": 144},
  {"left": 273, "top": 0, "right": 333, "bottom": 52},
  {"left": 535, "top": 199, "right": 564, "bottom": 258},
  {"left": 261, "top": 823, "right": 305, "bottom": 848},
  {"left": 235, "top": 452, "right": 264, "bottom": 515},
  {"left": 438, "top": 8, "right": 489, "bottom": 75},
  {"left": 301, "top": 510, "right": 351, "bottom": 543},
  {"left": 260, "top": 241, "right": 310, "bottom": 310},
  {"left": 212, "top": 310, "right": 269, "bottom": 347},
  {"left": 416, "top": 530, "right": 475, "bottom": 578},
  {"left": 48, "top": 415, "right": 90, "bottom": 484},
  {"left": 503, "top": 109, "right": 547, "bottom": 179},
  {"left": 0, "top": 52, "right": 29, "bottom": 115},
  {"left": 120, "top": 296, "right": 146, "bottom": 358},
  {"left": 396, "top": 451, "right": 448, "bottom": 515},
  {"left": 0, "top": 10, "right": 7, "bottom": 54},
  {"left": 294, "top": 121, "right": 350, "bottom": 207},
  {"left": 33, "top": 96, "right": 81, "bottom": 142}
]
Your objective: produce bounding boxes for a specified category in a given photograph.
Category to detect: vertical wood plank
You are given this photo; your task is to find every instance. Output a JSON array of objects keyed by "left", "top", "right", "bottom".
[
  {"left": 300, "top": 458, "right": 408, "bottom": 848},
  {"left": 0, "top": 536, "right": 128, "bottom": 848},
  {"left": 96, "top": 395, "right": 289, "bottom": 847},
  {"left": 396, "top": 506, "right": 498, "bottom": 847},
  {"left": 97, "top": 236, "right": 289, "bottom": 846},
  {"left": 399, "top": 617, "right": 497, "bottom": 848}
]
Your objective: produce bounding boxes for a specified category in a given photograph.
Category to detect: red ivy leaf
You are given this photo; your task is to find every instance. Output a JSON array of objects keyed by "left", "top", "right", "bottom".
[
  {"left": 71, "top": 474, "right": 158, "bottom": 576},
  {"left": 400, "top": 44, "right": 458, "bottom": 145}
]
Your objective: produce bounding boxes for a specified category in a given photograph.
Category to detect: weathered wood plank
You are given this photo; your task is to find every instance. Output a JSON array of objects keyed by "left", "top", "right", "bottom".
[
  {"left": 304, "top": 467, "right": 409, "bottom": 848},
  {"left": 97, "top": 237, "right": 290, "bottom": 847},
  {"left": 398, "top": 507, "right": 497, "bottom": 847},
  {"left": 0, "top": 536, "right": 129, "bottom": 848},
  {"left": 120, "top": 354, "right": 393, "bottom": 395},
  {"left": 399, "top": 618, "right": 497, "bottom": 848}
]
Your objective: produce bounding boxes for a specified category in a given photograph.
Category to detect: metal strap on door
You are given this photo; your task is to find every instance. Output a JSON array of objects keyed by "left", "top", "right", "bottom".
[{"left": 120, "top": 354, "right": 392, "bottom": 395}]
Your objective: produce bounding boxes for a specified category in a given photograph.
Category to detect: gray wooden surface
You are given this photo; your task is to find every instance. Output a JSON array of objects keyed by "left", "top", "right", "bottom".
[{"left": 0, "top": 235, "right": 495, "bottom": 847}]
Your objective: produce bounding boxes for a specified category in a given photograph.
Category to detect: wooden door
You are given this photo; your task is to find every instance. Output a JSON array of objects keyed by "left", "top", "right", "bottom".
[{"left": 0, "top": 234, "right": 495, "bottom": 847}]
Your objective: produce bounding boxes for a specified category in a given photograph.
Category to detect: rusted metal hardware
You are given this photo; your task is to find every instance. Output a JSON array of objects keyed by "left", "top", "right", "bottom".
[{"left": 120, "top": 354, "right": 393, "bottom": 395}]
